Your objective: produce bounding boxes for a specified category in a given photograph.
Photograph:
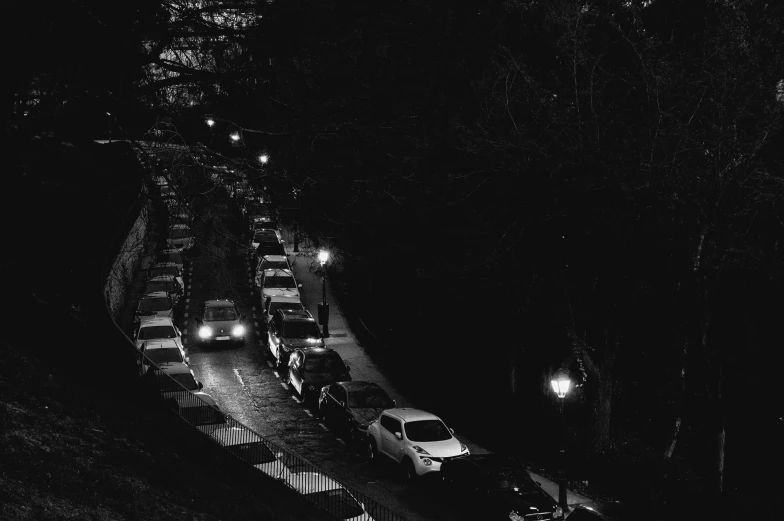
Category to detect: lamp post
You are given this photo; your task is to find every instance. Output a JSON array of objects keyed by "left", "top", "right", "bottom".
[
  {"left": 106, "top": 112, "right": 111, "bottom": 143},
  {"left": 292, "top": 188, "right": 301, "bottom": 253},
  {"left": 317, "top": 250, "right": 330, "bottom": 338},
  {"left": 550, "top": 373, "right": 571, "bottom": 518}
]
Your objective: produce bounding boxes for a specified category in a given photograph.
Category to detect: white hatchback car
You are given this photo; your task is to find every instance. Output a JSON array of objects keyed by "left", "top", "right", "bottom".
[
  {"left": 134, "top": 316, "right": 183, "bottom": 351},
  {"left": 283, "top": 472, "right": 375, "bottom": 521},
  {"left": 259, "top": 269, "right": 301, "bottom": 301},
  {"left": 365, "top": 408, "right": 469, "bottom": 482}
]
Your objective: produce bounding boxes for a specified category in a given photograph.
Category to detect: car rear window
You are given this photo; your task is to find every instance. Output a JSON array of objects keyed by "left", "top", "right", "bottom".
[
  {"left": 146, "top": 348, "right": 184, "bottom": 364},
  {"left": 225, "top": 442, "right": 277, "bottom": 465},
  {"left": 139, "top": 325, "right": 177, "bottom": 340},
  {"left": 264, "top": 275, "right": 296, "bottom": 289},
  {"left": 169, "top": 228, "right": 192, "bottom": 239},
  {"left": 260, "top": 260, "right": 288, "bottom": 271},
  {"left": 138, "top": 298, "right": 171, "bottom": 312},
  {"left": 269, "top": 302, "right": 304, "bottom": 316},
  {"left": 159, "top": 373, "right": 198, "bottom": 392},
  {"left": 156, "top": 252, "right": 182, "bottom": 265},
  {"left": 282, "top": 321, "right": 321, "bottom": 339},
  {"left": 304, "top": 353, "right": 345, "bottom": 373}
]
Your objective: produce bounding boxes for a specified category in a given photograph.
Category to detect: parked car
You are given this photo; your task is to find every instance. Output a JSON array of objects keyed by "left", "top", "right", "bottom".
[
  {"left": 210, "top": 426, "right": 291, "bottom": 480},
  {"left": 318, "top": 382, "right": 396, "bottom": 443},
  {"left": 135, "top": 291, "right": 175, "bottom": 321},
  {"left": 147, "top": 262, "right": 184, "bottom": 290},
  {"left": 365, "top": 408, "right": 469, "bottom": 483},
  {"left": 261, "top": 295, "right": 305, "bottom": 327},
  {"left": 134, "top": 316, "right": 183, "bottom": 351},
  {"left": 288, "top": 348, "right": 351, "bottom": 404},
  {"left": 155, "top": 248, "right": 184, "bottom": 271},
  {"left": 259, "top": 269, "right": 301, "bottom": 301},
  {"left": 138, "top": 339, "right": 188, "bottom": 375},
  {"left": 251, "top": 217, "right": 283, "bottom": 241},
  {"left": 152, "top": 362, "right": 203, "bottom": 396},
  {"left": 143, "top": 275, "right": 183, "bottom": 305},
  {"left": 255, "top": 255, "right": 292, "bottom": 286},
  {"left": 439, "top": 454, "right": 561, "bottom": 520},
  {"left": 268, "top": 309, "right": 324, "bottom": 370},
  {"left": 254, "top": 241, "right": 286, "bottom": 259},
  {"left": 166, "top": 392, "right": 226, "bottom": 434},
  {"left": 196, "top": 299, "right": 247, "bottom": 347},
  {"left": 167, "top": 224, "right": 194, "bottom": 251},
  {"left": 169, "top": 211, "right": 191, "bottom": 227},
  {"left": 251, "top": 228, "right": 283, "bottom": 253},
  {"left": 283, "top": 471, "right": 375, "bottom": 521},
  {"left": 565, "top": 501, "right": 628, "bottom": 521}
]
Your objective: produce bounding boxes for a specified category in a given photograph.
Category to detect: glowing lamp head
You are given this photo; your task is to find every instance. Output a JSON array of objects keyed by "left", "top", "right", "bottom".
[
  {"left": 229, "top": 132, "right": 240, "bottom": 141},
  {"left": 206, "top": 118, "right": 215, "bottom": 127},
  {"left": 259, "top": 154, "right": 269, "bottom": 164},
  {"left": 550, "top": 374, "right": 571, "bottom": 398},
  {"left": 318, "top": 250, "right": 329, "bottom": 265}
]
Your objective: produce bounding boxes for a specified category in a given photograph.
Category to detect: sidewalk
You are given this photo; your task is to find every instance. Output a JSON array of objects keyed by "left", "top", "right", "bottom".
[{"left": 280, "top": 227, "right": 591, "bottom": 512}]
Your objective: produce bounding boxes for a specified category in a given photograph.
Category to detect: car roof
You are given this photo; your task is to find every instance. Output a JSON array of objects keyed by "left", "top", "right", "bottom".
[
  {"left": 266, "top": 295, "right": 301, "bottom": 304},
  {"left": 147, "top": 275, "right": 178, "bottom": 282},
  {"left": 169, "top": 223, "right": 190, "bottom": 230},
  {"left": 156, "top": 362, "right": 191, "bottom": 375},
  {"left": 262, "top": 268, "right": 293, "bottom": 276},
  {"left": 204, "top": 299, "right": 235, "bottom": 308},
  {"left": 260, "top": 255, "right": 288, "bottom": 262},
  {"left": 143, "top": 339, "right": 180, "bottom": 350},
  {"left": 287, "top": 472, "right": 346, "bottom": 494},
  {"left": 138, "top": 316, "right": 176, "bottom": 327},
  {"left": 140, "top": 291, "right": 170, "bottom": 299},
  {"left": 279, "top": 310, "right": 313, "bottom": 320},
  {"left": 382, "top": 408, "right": 441, "bottom": 422}
]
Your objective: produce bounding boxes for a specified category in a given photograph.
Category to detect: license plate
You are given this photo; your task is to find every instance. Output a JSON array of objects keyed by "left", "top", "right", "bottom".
[{"left": 216, "top": 336, "right": 230, "bottom": 340}]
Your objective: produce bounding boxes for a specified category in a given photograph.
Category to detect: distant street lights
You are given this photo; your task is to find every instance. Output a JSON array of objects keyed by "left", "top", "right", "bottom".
[
  {"left": 318, "top": 250, "right": 330, "bottom": 338},
  {"left": 550, "top": 373, "right": 572, "bottom": 518}
]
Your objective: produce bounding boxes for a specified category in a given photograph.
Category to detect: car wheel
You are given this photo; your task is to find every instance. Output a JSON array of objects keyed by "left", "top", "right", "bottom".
[
  {"left": 402, "top": 458, "right": 418, "bottom": 483},
  {"left": 366, "top": 438, "right": 379, "bottom": 463}
]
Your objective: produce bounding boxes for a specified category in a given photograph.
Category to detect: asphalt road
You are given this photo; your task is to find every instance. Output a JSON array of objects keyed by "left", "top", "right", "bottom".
[{"left": 176, "top": 200, "right": 461, "bottom": 521}]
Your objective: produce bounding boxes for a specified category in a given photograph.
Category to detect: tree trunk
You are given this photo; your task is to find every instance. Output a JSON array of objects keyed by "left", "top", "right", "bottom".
[
  {"left": 592, "top": 329, "right": 618, "bottom": 450},
  {"left": 665, "top": 334, "right": 688, "bottom": 460}
]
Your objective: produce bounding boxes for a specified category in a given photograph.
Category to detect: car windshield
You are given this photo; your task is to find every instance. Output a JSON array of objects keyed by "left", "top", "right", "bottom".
[
  {"left": 269, "top": 302, "right": 304, "bottom": 316},
  {"left": 139, "top": 325, "right": 177, "bottom": 340},
  {"left": 159, "top": 373, "right": 198, "bottom": 392},
  {"left": 150, "top": 267, "right": 179, "bottom": 278},
  {"left": 156, "top": 252, "right": 182, "bottom": 265},
  {"left": 254, "top": 233, "right": 278, "bottom": 243},
  {"left": 404, "top": 419, "right": 452, "bottom": 442},
  {"left": 146, "top": 348, "right": 183, "bottom": 364},
  {"left": 169, "top": 228, "right": 191, "bottom": 239},
  {"left": 264, "top": 275, "right": 296, "bottom": 289},
  {"left": 144, "top": 281, "right": 178, "bottom": 294},
  {"left": 485, "top": 466, "right": 539, "bottom": 492},
  {"left": 225, "top": 442, "right": 277, "bottom": 465},
  {"left": 282, "top": 321, "right": 321, "bottom": 339},
  {"left": 204, "top": 307, "right": 238, "bottom": 321},
  {"left": 304, "top": 489, "right": 364, "bottom": 519},
  {"left": 348, "top": 387, "right": 394, "bottom": 409},
  {"left": 255, "top": 221, "right": 278, "bottom": 230},
  {"left": 260, "top": 260, "right": 288, "bottom": 271},
  {"left": 256, "top": 244, "right": 286, "bottom": 256},
  {"left": 138, "top": 298, "right": 171, "bottom": 312},
  {"left": 304, "top": 353, "right": 345, "bottom": 373}
]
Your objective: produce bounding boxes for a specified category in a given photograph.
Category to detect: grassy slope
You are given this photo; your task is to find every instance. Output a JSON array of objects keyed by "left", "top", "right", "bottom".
[{"left": 0, "top": 335, "right": 333, "bottom": 521}]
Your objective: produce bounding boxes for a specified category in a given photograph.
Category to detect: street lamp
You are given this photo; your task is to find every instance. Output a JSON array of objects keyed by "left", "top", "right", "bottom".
[
  {"left": 206, "top": 117, "right": 215, "bottom": 127},
  {"left": 550, "top": 373, "right": 572, "bottom": 518},
  {"left": 317, "top": 249, "right": 330, "bottom": 338},
  {"left": 258, "top": 154, "right": 269, "bottom": 165},
  {"left": 229, "top": 131, "right": 241, "bottom": 142},
  {"left": 106, "top": 112, "right": 111, "bottom": 143},
  {"left": 292, "top": 188, "right": 301, "bottom": 253}
]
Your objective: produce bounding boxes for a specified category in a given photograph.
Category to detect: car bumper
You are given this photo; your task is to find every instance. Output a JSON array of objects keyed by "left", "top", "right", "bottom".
[{"left": 199, "top": 335, "right": 245, "bottom": 346}]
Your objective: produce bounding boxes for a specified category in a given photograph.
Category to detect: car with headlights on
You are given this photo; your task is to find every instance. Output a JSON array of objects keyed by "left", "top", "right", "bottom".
[
  {"left": 154, "top": 248, "right": 184, "bottom": 271},
  {"left": 166, "top": 224, "right": 193, "bottom": 252},
  {"left": 259, "top": 269, "right": 301, "bottom": 301},
  {"left": 268, "top": 309, "right": 323, "bottom": 370},
  {"left": 439, "top": 454, "right": 561, "bottom": 520},
  {"left": 143, "top": 275, "right": 183, "bottom": 306},
  {"left": 318, "top": 381, "right": 396, "bottom": 443},
  {"left": 283, "top": 471, "right": 375, "bottom": 521},
  {"left": 147, "top": 262, "right": 184, "bottom": 291},
  {"left": 366, "top": 408, "right": 469, "bottom": 483},
  {"left": 135, "top": 291, "right": 175, "bottom": 321},
  {"left": 287, "top": 348, "right": 350, "bottom": 405},
  {"left": 210, "top": 426, "right": 291, "bottom": 480},
  {"left": 196, "top": 299, "right": 246, "bottom": 347},
  {"left": 134, "top": 316, "right": 183, "bottom": 351}
]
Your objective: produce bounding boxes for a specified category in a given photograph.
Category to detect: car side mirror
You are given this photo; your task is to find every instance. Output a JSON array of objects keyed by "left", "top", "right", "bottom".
[
  {"left": 198, "top": 381, "right": 203, "bottom": 390},
  {"left": 394, "top": 432, "right": 403, "bottom": 441}
]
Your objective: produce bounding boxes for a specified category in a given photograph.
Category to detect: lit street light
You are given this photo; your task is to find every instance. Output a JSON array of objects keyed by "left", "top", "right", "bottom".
[
  {"left": 230, "top": 131, "right": 241, "bottom": 142},
  {"left": 206, "top": 117, "right": 215, "bottom": 127},
  {"left": 318, "top": 249, "right": 330, "bottom": 338},
  {"left": 550, "top": 373, "right": 572, "bottom": 518},
  {"left": 259, "top": 154, "right": 269, "bottom": 164}
]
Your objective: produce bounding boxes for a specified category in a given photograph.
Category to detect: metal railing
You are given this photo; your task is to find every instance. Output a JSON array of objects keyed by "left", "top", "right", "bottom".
[{"left": 139, "top": 349, "right": 407, "bottom": 521}]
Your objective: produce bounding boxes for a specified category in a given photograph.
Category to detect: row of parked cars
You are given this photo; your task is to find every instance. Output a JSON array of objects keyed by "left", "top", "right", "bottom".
[{"left": 240, "top": 204, "right": 575, "bottom": 521}]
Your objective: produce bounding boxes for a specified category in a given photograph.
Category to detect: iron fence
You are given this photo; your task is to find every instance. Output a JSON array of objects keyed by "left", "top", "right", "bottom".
[{"left": 140, "top": 357, "right": 408, "bottom": 521}]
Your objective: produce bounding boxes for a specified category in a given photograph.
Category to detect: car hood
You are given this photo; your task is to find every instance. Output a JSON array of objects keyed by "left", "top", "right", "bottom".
[
  {"left": 281, "top": 338, "right": 325, "bottom": 349},
  {"left": 410, "top": 437, "right": 464, "bottom": 458},
  {"left": 490, "top": 488, "right": 557, "bottom": 515},
  {"left": 203, "top": 320, "right": 239, "bottom": 333},
  {"left": 350, "top": 408, "right": 386, "bottom": 427}
]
